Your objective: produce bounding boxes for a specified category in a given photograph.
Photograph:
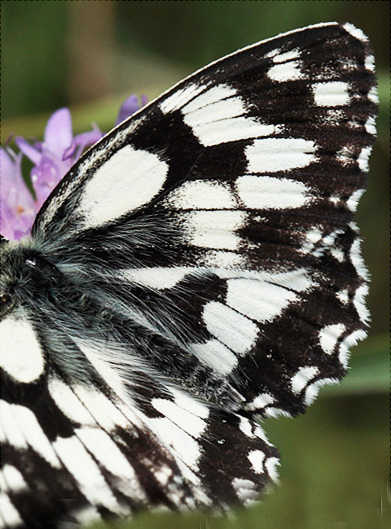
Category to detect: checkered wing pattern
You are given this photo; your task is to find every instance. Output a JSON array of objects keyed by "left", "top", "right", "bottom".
[{"left": 0, "top": 22, "right": 377, "bottom": 528}]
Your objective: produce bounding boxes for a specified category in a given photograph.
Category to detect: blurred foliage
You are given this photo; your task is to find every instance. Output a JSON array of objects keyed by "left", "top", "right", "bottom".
[{"left": 1, "top": 2, "right": 390, "bottom": 529}]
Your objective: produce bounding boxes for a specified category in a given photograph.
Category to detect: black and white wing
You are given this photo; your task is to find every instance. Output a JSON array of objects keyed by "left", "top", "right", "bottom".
[{"left": 0, "top": 22, "right": 377, "bottom": 528}]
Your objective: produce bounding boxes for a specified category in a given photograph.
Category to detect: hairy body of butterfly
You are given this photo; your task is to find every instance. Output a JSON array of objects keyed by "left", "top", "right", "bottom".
[{"left": 0, "top": 22, "right": 377, "bottom": 529}]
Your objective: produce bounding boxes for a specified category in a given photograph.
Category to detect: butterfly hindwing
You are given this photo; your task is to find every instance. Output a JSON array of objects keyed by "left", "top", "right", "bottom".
[{"left": 0, "top": 308, "right": 279, "bottom": 528}]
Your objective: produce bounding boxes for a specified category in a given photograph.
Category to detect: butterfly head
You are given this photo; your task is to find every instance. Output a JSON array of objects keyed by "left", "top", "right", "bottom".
[{"left": 0, "top": 238, "right": 59, "bottom": 319}]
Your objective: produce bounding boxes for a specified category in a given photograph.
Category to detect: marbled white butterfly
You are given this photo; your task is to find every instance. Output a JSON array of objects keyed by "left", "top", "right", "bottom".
[{"left": 0, "top": 22, "right": 377, "bottom": 529}]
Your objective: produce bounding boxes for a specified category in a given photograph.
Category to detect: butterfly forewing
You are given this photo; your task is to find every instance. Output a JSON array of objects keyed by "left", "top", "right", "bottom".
[{"left": 1, "top": 22, "right": 377, "bottom": 528}]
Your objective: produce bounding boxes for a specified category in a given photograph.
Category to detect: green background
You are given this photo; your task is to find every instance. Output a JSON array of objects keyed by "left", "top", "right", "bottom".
[{"left": 1, "top": 2, "right": 389, "bottom": 529}]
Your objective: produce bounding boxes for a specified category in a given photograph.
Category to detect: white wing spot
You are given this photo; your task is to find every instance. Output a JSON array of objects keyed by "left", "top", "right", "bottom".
[
  {"left": 182, "top": 84, "right": 236, "bottom": 114},
  {"left": 0, "top": 465, "right": 27, "bottom": 494},
  {"left": 337, "top": 289, "right": 350, "bottom": 305},
  {"left": 343, "top": 23, "right": 368, "bottom": 43},
  {"left": 160, "top": 82, "right": 206, "bottom": 113},
  {"left": 182, "top": 210, "right": 246, "bottom": 250},
  {"left": 226, "top": 278, "right": 298, "bottom": 323},
  {"left": 226, "top": 269, "right": 313, "bottom": 323},
  {"left": 313, "top": 81, "right": 350, "bottom": 107},
  {"left": 368, "top": 86, "right": 379, "bottom": 104},
  {"left": 191, "top": 339, "right": 238, "bottom": 376},
  {"left": 350, "top": 237, "right": 369, "bottom": 280},
  {"left": 236, "top": 174, "right": 309, "bottom": 209},
  {"left": 272, "top": 49, "right": 301, "bottom": 63},
  {"left": 49, "top": 377, "right": 96, "bottom": 426},
  {"left": 0, "top": 493, "right": 24, "bottom": 527},
  {"left": 181, "top": 85, "right": 276, "bottom": 146},
  {"left": 330, "top": 247, "right": 345, "bottom": 262},
  {"left": 0, "top": 401, "right": 61, "bottom": 468},
  {"left": 202, "top": 301, "right": 258, "bottom": 355},
  {"left": 76, "top": 427, "right": 147, "bottom": 502},
  {"left": 305, "top": 378, "right": 339, "bottom": 405},
  {"left": 151, "top": 398, "right": 206, "bottom": 439},
  {"left": 365, "top": 54, "right": 375, "bottom": 72},
  {"left": 200, "top": 250, "right": 246, "bottom": 269},
  {"left": 171, "top": 389, "right": 210, "bottom": 419},
  {"left": 268, "top": 61, "right": 303, "bottom": 82},
  {"left": 246, "top": 138, "right": 316, "bottom": 173},
  {"left": 53, "top": 435, "right": 128, "bottom": 514},
  {"left": 339, "top": 329, "right": 367, "bottom": 367},
  {"left": 354, "top": 283, "right": 370, "bottom": 324},
  {"left": 365, "top": 116, "right": 377, "bottom": 135},
  {"left": 245, "top": 393, "right": 275, "bottom": 412},
  {"left": 121, "top": 267, "right": 192, "bottom": 290},
  {"left": 149, "top": 417, "right": 201, "bottom": 473},
  {"left": 358, "top": 145, "right": 372, "bottom": 172},
  {"left": 0, "top": 314, "right": 45, "bottom": 383},
  {"left": 347, "top": 189, "right": 365, "bottom": 212},
  {"left": 265, "top": 457, "right": 280, "bottom": 482},
  {"left": 232, "top": 478, "right": 259, "bottom": 503},
  {"left": 166, "top": 180, "right": 236, "bottom": 210},
  {"left": 80, "top": 146, "right": 168, "bottom": 228},
  {"left": 247, "top": 450, "right": 265, "bottom": 473},
  {"left": 319, "top": 324, "right": 346, "bottom": 355},
  {"left": 291, "top": 366, "right": 319, "bottom": 394},
  {"left": 239, "top": 417, "right": 254, "bottom": 438},
  {"left": 336, "top": 144, "right": 356, "bottom": 166}
]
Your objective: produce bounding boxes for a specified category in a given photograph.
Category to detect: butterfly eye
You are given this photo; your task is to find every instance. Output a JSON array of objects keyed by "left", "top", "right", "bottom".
[
  {"left": 0, "top": 292, "right": 13, "bottom": 314},
  {"left": 1, "top": 293, "right": 10, "bottom": 304}
]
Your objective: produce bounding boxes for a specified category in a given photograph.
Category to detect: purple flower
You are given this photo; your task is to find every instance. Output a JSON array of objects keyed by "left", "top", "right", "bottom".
[
  {"left": 16, "top": 108, "right": 103, "bottom": 212},
  {"left": 1, "top": 95, "right": 145, "bottom": 241},
  {"left": 0, "top": 147, "right": 36, "bottom": 240},
  {"left": 115, "top": 94, "right": 147, "bottom": 125}
]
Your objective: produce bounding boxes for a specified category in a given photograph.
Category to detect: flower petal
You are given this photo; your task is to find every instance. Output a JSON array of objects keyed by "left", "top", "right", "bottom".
[
  {"left": 44, "top": 108, "right": 73, "bottom": 155},
  {"left": 0, "top": 148, "right": 36, "bottom": 240},
  {"left": 73, "top": 129, "right": 103, "bottom": 157},
  {"left": 15, "top": 137, "right": 42, "bottom": 166},
  {"left": 115, "top": 95, "right": 145, "bottom": 125}
]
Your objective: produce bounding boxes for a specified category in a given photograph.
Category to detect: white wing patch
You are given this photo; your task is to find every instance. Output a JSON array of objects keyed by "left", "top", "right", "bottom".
[
  {"left": 0, "top": 313, "right": 45, "bottom": 383},
  {"left": 313, "top": 81, "right": 350, "bottom": 107},
  {"left": 319, "top": 324, "right": 346, "bottom": 355},
  {"left": 0, "top": 492, "right": 24, "bottom": 528},
  {"left": 202, "top": 301, "right": 258, "bottom": 355},
  {"left": 0, "top": 400, "right": 61, "bottom": 468},
  {"left": 149, "top": 418, "right": 201, "bottom": 473},
  {"left": 247, "top": 450, "right": 265, "bottom": 473},
  {"left": 121, "top": 267, "right": 194, "bottom": 290},
  {"left": 0, "top": 464, "right": 26, "bottom": 491},
  {"left": 80, "top": 146, "right": 168, "bottom": 228},
  {"left": 182, "top": 210, "right": 246, "bottom": 250},
  {"left": 236, "top": 174, "right": 310, "bottom": 209},
  {"left": 246, "top": 138, "right": 317, "bottom": 173},
  {"left": 268, "top": 61, "right": 303, "bottom": 82},
  {"left": 226, "top": 278, "right": 300, "bottom": 323},
  {"left": 49, "top": 377, "right": 97, "bottom": 426},
  {"left": 151, "top": 398, "right": 207, "bottom": 439},
  {"left": 53, "top": 435, "right": 130, "bottom": 515},
  {"left": 181, "top": 84, "right": 276, "bottom": 146},
  {"left": 232, "top": 478, "right": 259, "bottom": 503},
  {"left": 191, "top": 339, "right": 238, "bottom": 375},
  {"left": 159, "top": 82, "right": 206, "bottom": 114},
  {"left": 75, "top": 427, "right": 147, "bottom": 502},
  {"left": 291, "top": 366, "right": 320, "bottom": 394},
  {"left": 166, "top": 180, "right": 236, "bottom": 210}
]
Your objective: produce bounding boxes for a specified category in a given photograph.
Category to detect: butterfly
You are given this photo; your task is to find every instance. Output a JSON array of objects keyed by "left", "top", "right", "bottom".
[{"left": 0, "top": 22, "right": 377, "bottom": 529}]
